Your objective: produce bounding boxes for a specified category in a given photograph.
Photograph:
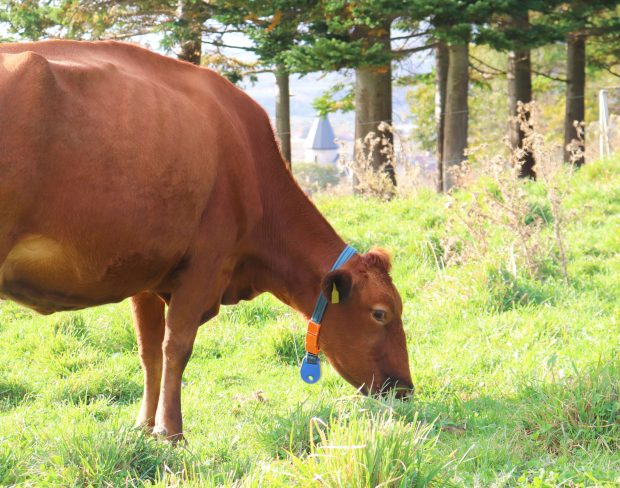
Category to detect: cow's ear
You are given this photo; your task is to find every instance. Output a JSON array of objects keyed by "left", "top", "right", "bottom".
[
  {"left": 364, "top": 248, "right": 392, "bottom": 273},
  {"left": 321, "top": 269, "right": 353, "bottom": 304}
]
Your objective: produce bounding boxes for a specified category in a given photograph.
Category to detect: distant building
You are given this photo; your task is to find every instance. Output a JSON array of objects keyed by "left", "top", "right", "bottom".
[{"left": 304, "top": 115, "right": 339, "bottom": 165}]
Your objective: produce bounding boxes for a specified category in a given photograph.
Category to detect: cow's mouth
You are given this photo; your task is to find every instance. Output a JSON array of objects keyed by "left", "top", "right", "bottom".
[{"left": 378, "top": 377, "right": 414, "bottom": 399}]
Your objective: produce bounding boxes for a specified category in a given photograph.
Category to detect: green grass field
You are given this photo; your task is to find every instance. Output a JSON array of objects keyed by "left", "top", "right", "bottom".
[{"left": 1, "top": 158, "right": 619, "bottom": 487}]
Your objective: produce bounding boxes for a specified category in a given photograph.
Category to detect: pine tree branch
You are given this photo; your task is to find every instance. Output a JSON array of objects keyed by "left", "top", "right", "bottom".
[
  {"left": 390, "top": 30, "right": 431, "bottom": 41},
  {"left": 470, "top": 53, "right": 567, "bottom": 83},
  {"left": 392, "top": 42, "right": 437, "bottom": 56},
  {"left": 100, "top": 28, "right": 159, "bottom": 40},
  {"left": 531, "top": 69, "right": 566, "bottom": 83},
  {"left": 469, "top": 63, "right": 499, "bottom": 78},
  {"left": 601, "top": 64, "right": 620, "bottom": 78},
  {"left": 469, "top": 54, "right": 505, "bottom": 74},
  {"left": 202, "top": 39, "right": 256, "bottom": 52}
]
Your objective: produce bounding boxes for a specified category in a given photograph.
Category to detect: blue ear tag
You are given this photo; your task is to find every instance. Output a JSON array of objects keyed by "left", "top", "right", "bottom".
[{"left": 300, "top": 353, "right": 321, "bottom": 384}]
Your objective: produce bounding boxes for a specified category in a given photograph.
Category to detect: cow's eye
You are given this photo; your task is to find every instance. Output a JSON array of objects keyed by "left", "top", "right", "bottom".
[{"left": 371, "top": 309, "right": 387, "bottom": 323}]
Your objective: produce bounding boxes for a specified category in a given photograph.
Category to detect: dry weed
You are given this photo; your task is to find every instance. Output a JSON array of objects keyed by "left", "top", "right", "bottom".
[
  {"left": 441, "top": 103, "right": 572, "bottom": 282},
  {"left": 339, "top": 122, "right": 428, "bottom": 199},
  {"left": 339, "top": 122, "right": 396, "bottom": 200}
]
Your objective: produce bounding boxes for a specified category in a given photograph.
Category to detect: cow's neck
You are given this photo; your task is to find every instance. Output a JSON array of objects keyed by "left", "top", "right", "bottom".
[{"left": 252, "top": 171, "right": 347, "bottom": 319}]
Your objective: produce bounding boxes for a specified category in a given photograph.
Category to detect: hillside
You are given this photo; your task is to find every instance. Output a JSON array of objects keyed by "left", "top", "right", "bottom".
[{"left": 0, "top": 158, "right": 618, "bottom": 487}]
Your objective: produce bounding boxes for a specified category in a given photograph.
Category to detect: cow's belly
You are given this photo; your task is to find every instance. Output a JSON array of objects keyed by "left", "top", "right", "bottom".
[{"left": 0, "top": 234, "right": 168, "bottom": 314}]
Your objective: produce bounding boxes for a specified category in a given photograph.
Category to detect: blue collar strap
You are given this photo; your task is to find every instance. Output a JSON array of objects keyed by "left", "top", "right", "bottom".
[{"left": 300, "top": 245, "right": 357, "bottom": 384}]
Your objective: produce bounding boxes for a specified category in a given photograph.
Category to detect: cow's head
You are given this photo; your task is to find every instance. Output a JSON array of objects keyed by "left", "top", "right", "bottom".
[{"left": 319, "top": 249, "right": 413, "bottom": 398}]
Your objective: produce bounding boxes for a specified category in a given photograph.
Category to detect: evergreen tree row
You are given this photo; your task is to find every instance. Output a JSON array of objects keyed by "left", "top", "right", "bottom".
[{"left": 2, "top": 0, "right": 619, "bottom": 189}]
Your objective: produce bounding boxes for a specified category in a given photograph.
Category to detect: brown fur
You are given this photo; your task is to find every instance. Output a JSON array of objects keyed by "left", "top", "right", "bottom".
[{"left": 0, "top": 40, "right": 412, "bottom": 440}]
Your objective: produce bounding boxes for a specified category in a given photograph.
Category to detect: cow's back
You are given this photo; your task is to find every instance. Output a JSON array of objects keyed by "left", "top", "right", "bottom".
[{"left": 0, "top": 41, "right": 265, "bottom": 313}]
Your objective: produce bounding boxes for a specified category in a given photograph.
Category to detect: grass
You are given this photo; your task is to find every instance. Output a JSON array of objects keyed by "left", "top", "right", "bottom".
[{"left": 0, "top": 157, "right": 619, "bottom": 486}]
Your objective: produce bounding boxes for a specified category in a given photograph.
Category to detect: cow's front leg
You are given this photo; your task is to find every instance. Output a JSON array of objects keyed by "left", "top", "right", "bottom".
[
  {"left": 152, "top": 297, "right": 201, "bottom": 442},
  {"left": 131, "top": 292, "right": 165, "bottom": 432}
]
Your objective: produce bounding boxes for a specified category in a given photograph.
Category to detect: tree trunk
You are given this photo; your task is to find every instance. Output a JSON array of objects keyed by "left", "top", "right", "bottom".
[
  {"left": 275, "top": 65, "right": 292, "bottom": 168},
  {"left": 354, "top": 66, "right": 395, "bottom": 188},
  {"left": 176, "top": 0, "right": 202, "bottom": 65},
  {"left": 564, "top": 33, "right": 586, "bottom": 166},
  {"left": 508, "top": 13, "right": 535, "bottom": 178},
  {"left": 178, "top": 39, "right": 201, "bottom": 65},
  {"left": 435, "top": 41, "right": 449, "bottom": 192},
  {"left": 442, "top": 41, "right": 469, "bottom": 192},
  {"left": 354, "top": 21, "right": 395, "bottom": 190}
]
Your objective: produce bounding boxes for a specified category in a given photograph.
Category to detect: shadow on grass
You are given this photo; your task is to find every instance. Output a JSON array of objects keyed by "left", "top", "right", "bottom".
[
  {"left": 486, "top": 268, "right": 562, "bottom": 311},
  {"left": 52, "top": 373, "right": 142, "bottom": 405},
  {"left": 268, "top": 326, "right": 305, "bottom": 366},
  {"left": 0, "top": 378, "right": 33, "bottom": 410}
]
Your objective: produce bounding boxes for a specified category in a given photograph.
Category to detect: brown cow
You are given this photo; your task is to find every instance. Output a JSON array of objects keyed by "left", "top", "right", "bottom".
[{"left": 0, "top": 40, "right": 413, "bottom": 440}]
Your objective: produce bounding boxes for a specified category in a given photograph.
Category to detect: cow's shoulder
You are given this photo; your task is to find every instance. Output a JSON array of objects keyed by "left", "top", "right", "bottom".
[
  {"left": 0, "top": 48, "right": 49, "bottom": 70},
  {"left": 0, "top": 48, "right": 56, "bottom": 90}
]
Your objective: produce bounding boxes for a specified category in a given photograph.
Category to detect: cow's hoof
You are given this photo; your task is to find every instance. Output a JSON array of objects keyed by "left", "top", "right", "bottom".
[
  {"left": 152, "top": 425, "right": 185, "bottom": 444},
  {"left": 152, "top": 425, "right": 168, "bottom": 438}
]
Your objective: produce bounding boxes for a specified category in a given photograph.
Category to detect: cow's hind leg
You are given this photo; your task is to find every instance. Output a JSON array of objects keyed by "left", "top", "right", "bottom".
[{"left": 131, "top": 292, "right": 166, "bottom": 432}]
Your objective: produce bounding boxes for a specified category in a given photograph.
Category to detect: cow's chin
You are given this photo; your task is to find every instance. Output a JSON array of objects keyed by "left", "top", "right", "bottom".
[
  {"left": 324, "top": 356, "right": 384, "bottom": 395},
  {"left": 330, "top": 362, "right": 413, "bottom": 399}
]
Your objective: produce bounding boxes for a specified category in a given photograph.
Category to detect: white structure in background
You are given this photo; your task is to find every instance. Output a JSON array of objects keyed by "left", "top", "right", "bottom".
[
  {"left": 599, "top": 89, "right": 612, "bottom": 157},
  {"left": 304, "top": 115, "right": 339, "bottom": 164}
]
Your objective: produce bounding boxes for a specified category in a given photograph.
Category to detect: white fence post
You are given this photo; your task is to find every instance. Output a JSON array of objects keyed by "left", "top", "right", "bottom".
[{"left": 599, "top": 89, "right": 611, "bottom": 158}]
